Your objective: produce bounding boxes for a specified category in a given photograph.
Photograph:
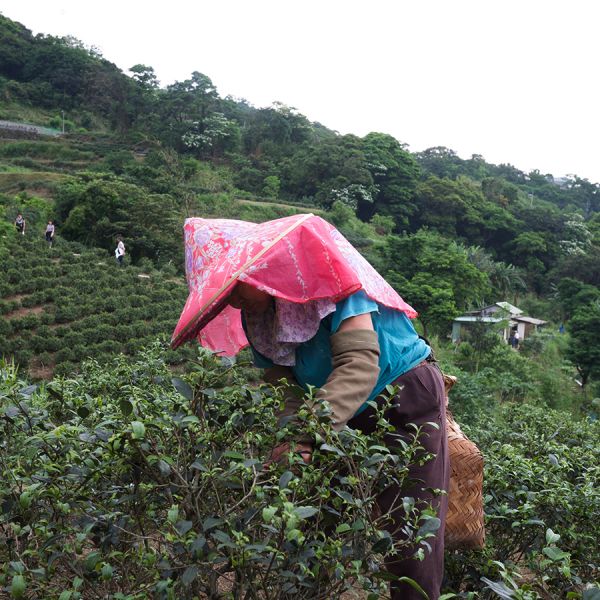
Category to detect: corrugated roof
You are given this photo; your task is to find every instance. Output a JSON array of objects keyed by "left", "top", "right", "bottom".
[
  {"left": 465, "top": 302, "right": 523, "bottom": 317},
  {"left": 454, "top": 316, "right": 505, "bottom": 323},
  {"left": 514, "top": 316, "right": 547, "bottom": 325},
  {"left": 496, "top": 301, "right": 523, "bottom": 315}
]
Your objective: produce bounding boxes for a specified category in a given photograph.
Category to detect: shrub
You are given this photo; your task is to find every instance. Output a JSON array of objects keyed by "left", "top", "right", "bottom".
[
  {"left": 37, "top": 351, "right": 53, "bottom": 366},
  {"left": 0, "top": 318, "right": 13, "bottom": 337},
  {"left": 0, "top": 345, "right": 437, "bottom": 599},
  {"left": 5, "top": 268, "right": 22, "bottom": 284},
  {"left": 441, "top": 405, "right": 599, "bottom": 598},
  {"left": 39, "top": 311, "right": 56, "bottom": 325},
  {"left": 12, "top": 349, "right": 33, "bottom": 368},
  {"left": 12, "top": 314, "right": 40, "bottom": 331},
  {"left": 54, "top": 347, "right": 76, "bottom": 364},
  {"left": 52, "top": 360, "right": 78, "bottom": 377}
]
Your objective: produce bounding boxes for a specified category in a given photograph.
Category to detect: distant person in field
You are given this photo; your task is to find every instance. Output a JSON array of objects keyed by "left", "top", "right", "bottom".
[
  {"left": 115, "top": 236, "right": 126, "bottom": 266},
  {"left": 45, "top": 220, "right": 55, "bottom": 247},
  {"left": 513, "top": 330, "right": 520, "bottom": 349},
  {"left": 15, "top": 213, "right": 26, "bottom": 235}
]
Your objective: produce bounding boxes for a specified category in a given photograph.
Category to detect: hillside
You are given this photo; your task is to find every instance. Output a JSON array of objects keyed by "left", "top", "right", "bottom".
[
  {"left": 0, "top": 10, "right": 598, "bottom": 385},
  {"left": 0, "top": 8, "right": 599, "bottom": 395},
  {"left": 0, "top": 234, "right": 194, "bottom": 379}
]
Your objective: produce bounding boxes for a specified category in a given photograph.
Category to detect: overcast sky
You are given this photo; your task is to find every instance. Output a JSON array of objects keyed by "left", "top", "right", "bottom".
[{"left": 2, "top": 0, "right": 599, "bottom": 183}]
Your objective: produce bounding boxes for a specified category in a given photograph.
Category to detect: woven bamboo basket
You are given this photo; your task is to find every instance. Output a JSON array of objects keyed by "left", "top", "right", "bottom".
[{"left": 442, "top": 374, "right": 485, "bottom": 550}]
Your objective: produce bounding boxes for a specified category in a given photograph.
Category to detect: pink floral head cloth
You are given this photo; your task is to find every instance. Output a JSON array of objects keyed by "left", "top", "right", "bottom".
[{"left": 171, "top": 213, "right": 417, "bottom": 356}]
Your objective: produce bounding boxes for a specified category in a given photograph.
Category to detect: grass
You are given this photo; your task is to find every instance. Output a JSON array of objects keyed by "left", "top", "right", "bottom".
[
  {"left": 0, "top": 140, "right": 96, "bottom": 161},
  {"left": 236, "top": 198, "right": 326, "bottom": 215},
  {"left": 0, "top": 101, "right": 57, "bottom": 125},
  {"left": 0, "top": 162, "right": 31, "bottom": 173},
  {"left": 0, "top": 171, "right": 67, "bottom": 195}
]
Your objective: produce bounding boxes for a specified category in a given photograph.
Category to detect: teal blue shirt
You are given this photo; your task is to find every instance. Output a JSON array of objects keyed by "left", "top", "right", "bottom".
[{"left": 249, "top": 291, "right": 430, "bottom": 415}]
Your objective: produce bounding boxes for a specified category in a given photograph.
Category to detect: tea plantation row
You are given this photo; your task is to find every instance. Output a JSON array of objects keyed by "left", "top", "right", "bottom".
[
  {"left": 0, "top": 234, "right": 194, "bottom": 378},
  {"left": 0, "top": 345, "right": 598, "bottom": 599}
]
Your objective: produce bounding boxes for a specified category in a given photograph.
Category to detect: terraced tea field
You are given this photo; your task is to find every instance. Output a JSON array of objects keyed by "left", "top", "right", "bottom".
[{"left": 0, "top": 234, "right": 194, "bottom": 378}]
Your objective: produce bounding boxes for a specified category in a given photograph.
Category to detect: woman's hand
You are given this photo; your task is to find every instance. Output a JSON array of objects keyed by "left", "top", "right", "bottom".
[{"left": 268, "top": 442, "right": 312, "bottom": 465}]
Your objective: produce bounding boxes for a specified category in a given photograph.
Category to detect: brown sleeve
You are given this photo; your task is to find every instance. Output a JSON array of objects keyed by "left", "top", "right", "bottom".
[{"left": 316, "top": 329, "right": 380, "bottom": 431}]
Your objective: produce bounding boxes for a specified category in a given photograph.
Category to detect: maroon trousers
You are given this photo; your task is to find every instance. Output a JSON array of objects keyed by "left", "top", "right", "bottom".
[{"left": 348, "top": 362, "right": 449, "bottom": 600}]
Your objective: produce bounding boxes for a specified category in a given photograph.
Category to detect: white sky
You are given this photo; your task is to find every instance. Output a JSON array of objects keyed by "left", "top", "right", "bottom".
[{"left": 2, "top": 0, "right": 600, "bottom": 183}]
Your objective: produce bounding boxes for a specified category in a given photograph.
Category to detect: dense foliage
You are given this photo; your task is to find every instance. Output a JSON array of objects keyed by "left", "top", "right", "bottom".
[
  {"left": 0, "top": 234, "right": 193, "bottom": 378},
  {"left": 1, "top": 344, "right": 598, "bottom": 599},
  {"left": 0, "top": 345, "right": 439, "bottom": 599}
]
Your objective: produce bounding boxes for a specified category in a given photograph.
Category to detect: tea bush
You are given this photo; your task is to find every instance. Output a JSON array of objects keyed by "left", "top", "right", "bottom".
[
  {"left": 0, "top": 344, "right": 439, "bottom": 599},
  {"left": 0, "top": 235, "right": 193, "bottom": 378},
  {"left": 444, "top": 401, "right": 600, "bottom": 599}
]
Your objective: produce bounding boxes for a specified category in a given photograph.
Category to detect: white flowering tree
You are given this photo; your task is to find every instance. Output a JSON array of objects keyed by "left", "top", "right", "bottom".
[{"left": 559, "top": 213, "right": 593, "bottom": 256}]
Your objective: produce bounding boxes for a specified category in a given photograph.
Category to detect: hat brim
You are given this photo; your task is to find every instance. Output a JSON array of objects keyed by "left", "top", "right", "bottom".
[{"left": 171, "top": 278, "right": 239, "bottom": 349}]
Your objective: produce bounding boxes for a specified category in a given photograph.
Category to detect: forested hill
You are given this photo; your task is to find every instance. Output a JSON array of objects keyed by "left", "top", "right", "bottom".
[{"left": 1, "top": 11, "right": 599, "bottom": 389}]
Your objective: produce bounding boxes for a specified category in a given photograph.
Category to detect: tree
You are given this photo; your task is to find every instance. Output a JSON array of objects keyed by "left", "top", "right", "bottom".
[
  {"left": 384, "top": 229, "right": 492, "bottom": 335},
  {"left": 360, "top": 132, "right": 420, "bottom": 225},
  {"left": 157, "top": 71, "right": 220, "bottom": 149},
  {"left": 412, "top": 176, "right": 471, "bottom": 237},
  {"left": 551, "top": 249, "right": 600, "bottom": 288},
  {"left": 561, "top": 176, "right": 600, "bottom": 218},
  {"left": 23, "top": 35, "right": 92, "bottom": 107},
  {"left": 413, "top": 146, "right": 465, "bottom": 179},
  {"left": 281, "top": 135, "right": 373, "bottom": 206},
  {"left": 262, "top": 175, "right": 280, "bottom": 199},
  {"left": 127, "top": 64, "right": 161, "bottom": 128},
  {"left": 567, "top": 302, "right": 600, "bottom": 390},
  {"left": 507, "top": 232, "right": 549, "bottom": 267},
  {"left": 386, "top": 272, "right": 459, "bottom": 337},
  {"left": 481, "top": 177, "right": 520, "bottom": 207},
  {"left": 556, "top": 278, "right": 600, "bottom": 320},
  {"left": 466, "top": 246, "right": 526, "bottom": 301},
  {"left": 242, "top": 103, "right": 312, "bottom": 156},
  {"left": 0, "top": 15, "right": 31, "bottom": 79},
  {"left": 129, "top": 64, "right": 159, "bottom": 90},
  {"left": 558, "top": 213, "right": 593, "bottom": 256},
  {"left": 370, "top": 214, "right": 395, "bottom": 235},
  {"left": 54, "top": 174, "right": 181, "bottom": 264},
  {"left": 181, "top": 112, "right": 241, "bottom": 157},
  {"left": 411, "top": 175, "right": 518, "bottom": 249}
]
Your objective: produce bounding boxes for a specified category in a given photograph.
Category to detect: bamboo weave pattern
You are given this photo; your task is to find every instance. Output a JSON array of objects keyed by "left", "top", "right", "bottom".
[{"left": 443, "top": 374, "right": 485, "bottom": 550}]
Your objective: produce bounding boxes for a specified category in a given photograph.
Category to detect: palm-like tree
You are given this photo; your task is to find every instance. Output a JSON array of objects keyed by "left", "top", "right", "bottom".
[{"left": 466, "top": 245, "right": 526, "bottom": 302}]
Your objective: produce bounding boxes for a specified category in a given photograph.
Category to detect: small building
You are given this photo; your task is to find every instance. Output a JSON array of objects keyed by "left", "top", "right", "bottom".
[
  {"left": 512, "top": 316, "right": 547, "bottom": 341},
  {"left": 452, "top": 302, "right": 547, "bottom": 344}
]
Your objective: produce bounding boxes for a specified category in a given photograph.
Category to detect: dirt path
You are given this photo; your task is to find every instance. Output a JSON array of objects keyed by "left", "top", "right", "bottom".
[
  {"left": 4, "top": 293, "right": 29, "bottom": 303},
  {"left": 5, "top": 304, "right": 46, "bottom": 319},
  {"left": 29, "top": 360, "right": 54, "bottom": 380}
]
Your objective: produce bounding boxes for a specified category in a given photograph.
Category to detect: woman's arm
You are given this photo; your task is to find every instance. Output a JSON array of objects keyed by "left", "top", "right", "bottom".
[
  {"left": 337, "top": 312, "right": 374, "bottom": 333},
  {"left": 267, "top": 314, "right": 380, "bottom": 463},
  {"left": 316, "top": 314, "right": 380, "bottom": 431}
]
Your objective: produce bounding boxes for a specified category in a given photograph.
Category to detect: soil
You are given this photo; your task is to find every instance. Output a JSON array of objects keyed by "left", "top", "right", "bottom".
[
  {"left": 197, "top": 571, "right": 374, "bottom": 598},
  {"left": 28, "top": 359, "right": 54, "bottom": 380},
  {"left": 5, "top": 304, "right": 46, "bottom": 319},
  {"left": 4, "top": 293, "right": 29, "bottom": 303}
]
